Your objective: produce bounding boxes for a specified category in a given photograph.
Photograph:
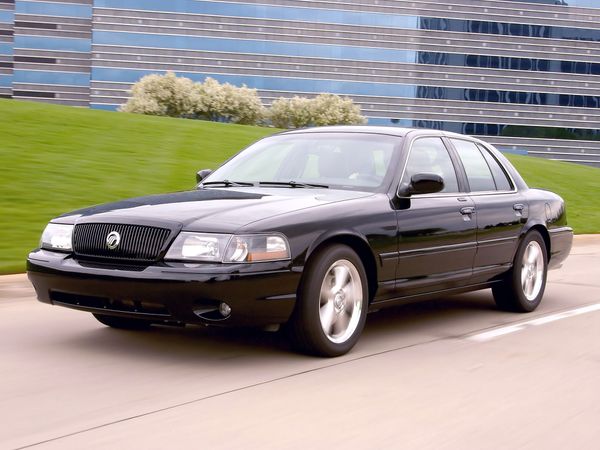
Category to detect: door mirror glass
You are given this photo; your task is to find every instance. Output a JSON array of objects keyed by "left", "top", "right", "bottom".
[
  {"left": 196, "top": 169, "right": 213, "bottom": 183},
  {"left": 399, "top": 173, "right": 445, "bottom": 196}
]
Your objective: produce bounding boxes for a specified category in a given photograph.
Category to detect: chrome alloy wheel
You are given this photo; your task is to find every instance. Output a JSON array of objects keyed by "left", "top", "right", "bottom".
[
  {"left": 318, "top": 259, "right": 363, "bottom": 344},
  {"left": 521, "top": 240, "right": 544, "bottom": 301}
]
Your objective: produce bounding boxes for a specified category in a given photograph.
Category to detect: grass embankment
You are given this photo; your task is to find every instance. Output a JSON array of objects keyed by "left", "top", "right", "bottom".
[
  {"left": 0, "top": 99, "right": 273, "bottom": 273},
  {"left": 1, "top": 99, "right": 598, "bottom": 273},
  {"left": 505, "top": 153, "right": 600, "bottom": 235}
]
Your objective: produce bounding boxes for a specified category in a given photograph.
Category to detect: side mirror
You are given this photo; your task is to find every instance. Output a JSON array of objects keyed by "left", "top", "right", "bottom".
[
  {"left": 196, "top": 169, "right": 213, "bottom": 183},
  {"left": 398, "top": 173, "right": 444, "bottom": 196}
]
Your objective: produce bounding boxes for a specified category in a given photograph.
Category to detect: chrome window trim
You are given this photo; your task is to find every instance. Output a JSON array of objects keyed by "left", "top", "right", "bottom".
[{"left": 396, "top": 134, "right": 519, "bottom": 199}]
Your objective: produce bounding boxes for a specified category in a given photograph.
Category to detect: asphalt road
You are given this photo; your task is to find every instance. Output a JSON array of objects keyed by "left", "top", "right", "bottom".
[{"left": 1, "top": 236, "right": 599, "bottom": 449}]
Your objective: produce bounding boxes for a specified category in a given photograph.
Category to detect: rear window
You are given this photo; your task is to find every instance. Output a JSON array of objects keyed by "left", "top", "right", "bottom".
[{"left": 450, "top": 139, "right": 496, "bottom": 192}]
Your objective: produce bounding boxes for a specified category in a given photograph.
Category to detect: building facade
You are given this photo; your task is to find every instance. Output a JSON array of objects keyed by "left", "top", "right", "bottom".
[{"left": 1, "top": 0, "right": 600, "bottom": 166}]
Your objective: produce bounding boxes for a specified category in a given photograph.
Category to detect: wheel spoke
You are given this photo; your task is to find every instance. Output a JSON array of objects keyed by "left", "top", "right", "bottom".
[
  {"left": 319, "top": 301, "right": 336, "bottom": 334},
  {"left": 332, "top": 265, "right": 350, "bottom": 292},
  {"left": 333, "top": 310, "right": 351, "bottom": 336},
  {"left": 528, "top": 245, "right": 539, "bottom": 264},
  {"left": 525, "top": 276, "right": 533, "bottom": 297}
]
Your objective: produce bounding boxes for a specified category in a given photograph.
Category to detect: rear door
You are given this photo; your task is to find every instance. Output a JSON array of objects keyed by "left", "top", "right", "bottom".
[
  {"left": 448, "top": 138, "right": 527, "bottom": 283},
  {"left": 393, "top": 136, "right": 477, "bottom": 297}
]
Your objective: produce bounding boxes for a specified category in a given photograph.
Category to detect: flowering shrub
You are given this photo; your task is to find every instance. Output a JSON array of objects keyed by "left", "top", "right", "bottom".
[
  {"left": 193, "top": 78, "right": 264, "bottom": 125},
  {"left": 119, "top": 71, "right": 198, "bottom": 117},
  {"left": 121, "top": 73, "right": 366, "bottom": 128},
  {"left": 269, "top": 93, "right": 366, "bottom": 128},
  {"left": 269, "top": 96, "right": 313, "bottom": 128}
]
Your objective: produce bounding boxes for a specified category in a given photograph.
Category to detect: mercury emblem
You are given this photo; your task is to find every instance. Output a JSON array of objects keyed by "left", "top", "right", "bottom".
[{"left": 106, "top": 231, "right": 121, "bottom": 250}]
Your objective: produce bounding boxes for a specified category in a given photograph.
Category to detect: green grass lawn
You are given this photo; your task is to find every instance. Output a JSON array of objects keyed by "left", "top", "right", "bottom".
[
  {"left": 1, "top": 99, "right": 598, "bottom": 274},
  {"left": 0, "top": 99, "right": 274, "bottom": 274}
]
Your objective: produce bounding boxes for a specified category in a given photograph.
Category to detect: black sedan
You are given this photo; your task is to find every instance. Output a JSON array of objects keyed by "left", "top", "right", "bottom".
[{"left": 27, "top": 126, "right": 573, "bottom": 356}]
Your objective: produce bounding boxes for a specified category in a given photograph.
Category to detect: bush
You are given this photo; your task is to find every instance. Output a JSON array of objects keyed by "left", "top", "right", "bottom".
[
  {"left": 120, "top": 73, "right": 366, "bottom": 128},
  {"left": 269, "top": 93, "right": 366, "bottom": 128},
  {"left": 119, "top": 71, "right": 198, "bottom": 117},
  {"left": 193, "top": 77, "right": 264, "bottom": 125},
  {"left": 269, "top": 96, "right": 314, "bottom": 128}
]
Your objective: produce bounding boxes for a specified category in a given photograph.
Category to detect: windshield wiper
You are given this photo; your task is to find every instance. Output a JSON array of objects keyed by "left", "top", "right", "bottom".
[
  {"left": 259, "top": 181, "right": 329, "bottom": 189},
  {"left": 201, "top": 180, "right": 255, "bottom": 187}
]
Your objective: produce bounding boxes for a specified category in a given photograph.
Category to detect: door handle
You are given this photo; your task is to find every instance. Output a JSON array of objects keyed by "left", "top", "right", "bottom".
[
  {"left": 460, "top": 207, "right": 475, "bottom": 215},
  {"left": 513, "top": 203, "right": 524, "bottom": 212}
]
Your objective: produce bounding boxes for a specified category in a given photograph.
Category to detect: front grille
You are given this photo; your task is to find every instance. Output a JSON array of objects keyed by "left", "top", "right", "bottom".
[{"left": 73, "top": 223, "right": 171, "bottom": 261}]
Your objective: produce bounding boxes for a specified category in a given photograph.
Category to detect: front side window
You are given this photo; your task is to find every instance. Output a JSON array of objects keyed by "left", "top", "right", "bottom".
[
  {"left": 402, "top": 137, "right": 459, "bottom": 193},
  {"left": 450, "top": 139, "right": 496, "bottom": 192}
]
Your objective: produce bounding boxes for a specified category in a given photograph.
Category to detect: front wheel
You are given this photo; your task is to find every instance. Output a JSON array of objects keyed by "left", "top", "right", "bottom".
[
  {"left": 93, "top": 313, "right": 153, "bottom": 330},
  {"left": 286, "top": 244, "right": 368, "bottom": 357},
  {"left": 492, "top": 230, "right": 548, "bottom": 312}
]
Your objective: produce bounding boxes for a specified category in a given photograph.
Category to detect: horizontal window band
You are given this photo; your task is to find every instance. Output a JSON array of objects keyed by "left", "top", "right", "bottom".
[
  {"left": 91, "top": 10, "right": 600, "bottom": 46},
  {"left": 93, "top": 1, "right": 600, "bottom": 30},
  {"left": 89, "top": 26, "right": 600, "bottom": 63},
  {"left": 87, "top": 59, "right": 600, "bottom": 108},
  {"left": 89, "top": 31, "right": 600, "bottom": 75}
]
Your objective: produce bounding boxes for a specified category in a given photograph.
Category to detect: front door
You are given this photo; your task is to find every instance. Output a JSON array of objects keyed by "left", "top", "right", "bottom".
[{"left": 394, "top": 136, "right": 477, "bottom": 297}]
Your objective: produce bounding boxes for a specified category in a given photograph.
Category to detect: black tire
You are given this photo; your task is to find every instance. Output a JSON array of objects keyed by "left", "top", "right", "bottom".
[
  {"left": 93, "top": 313, "right": 153, "bottom": 330},
  {"left": 286, "top": 244, "right": 369, "bottom": 357},
  {"left": 492, "top": 230, "right": 548, "bottom": 312}
]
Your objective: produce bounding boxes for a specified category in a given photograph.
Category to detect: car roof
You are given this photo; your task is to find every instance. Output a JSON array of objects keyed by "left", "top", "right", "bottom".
[{"left": 277, "top": 126, "right": 486, "bottom": 143}]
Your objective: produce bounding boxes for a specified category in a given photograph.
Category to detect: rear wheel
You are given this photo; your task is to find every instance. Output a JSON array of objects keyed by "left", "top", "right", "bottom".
[
  {"left": 93, "top": 313, "right": 152, "bottom": 330},
  {"left": 492, "top": 230, "right": 548, "bottom": 312},
  {"left": 286, "top": 244, "right": 368, "bottom": 357}
]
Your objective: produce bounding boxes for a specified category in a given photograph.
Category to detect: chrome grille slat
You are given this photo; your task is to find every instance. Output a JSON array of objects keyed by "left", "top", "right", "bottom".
[{"left": 73, "top": 223, "right": 171, "bottom": 262}]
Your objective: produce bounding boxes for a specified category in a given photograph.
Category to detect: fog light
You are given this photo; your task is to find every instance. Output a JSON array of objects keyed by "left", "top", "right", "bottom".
[{"left": 219, "top": 302, "right": 232, "bottom": 317}]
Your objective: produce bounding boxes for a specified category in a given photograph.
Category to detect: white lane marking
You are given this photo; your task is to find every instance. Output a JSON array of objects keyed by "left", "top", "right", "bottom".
[{"left": 469, "top": 303, "right": 600, "bottom": 342}]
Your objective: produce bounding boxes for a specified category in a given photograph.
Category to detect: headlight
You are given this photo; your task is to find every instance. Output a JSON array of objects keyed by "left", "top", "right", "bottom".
[
  {"left": 164, "top": 233, "right": 230, "bottom": 262},
  {"left": 223, "top": 234, "right": 290, "bottom": 263},
  {"left": 41, "top": 223, "right": 73, "bottom": 252},
  {"left": 164, "top": 232, "right": 291, "bottom": 263}
]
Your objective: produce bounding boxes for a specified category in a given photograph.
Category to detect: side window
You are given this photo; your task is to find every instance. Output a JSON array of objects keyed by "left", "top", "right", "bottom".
[
  {"left": 477, "top": 144, "right": 513, "bottom": 191},
  {"left": 450, "top": 139, "right": 496, "bottom": 192},
  {"left": 403, "top": 137, "right": 459, "bottom": 193}
]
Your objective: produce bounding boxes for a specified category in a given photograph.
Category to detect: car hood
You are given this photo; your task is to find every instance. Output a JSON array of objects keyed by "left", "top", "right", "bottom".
[{"left": 57, "top": 187, "right": 374, "bottom": 233}]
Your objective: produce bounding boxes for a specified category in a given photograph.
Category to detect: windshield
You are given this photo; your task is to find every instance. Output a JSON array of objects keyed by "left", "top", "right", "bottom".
[{"left": 206, "top": 133, "right": 399, "bottom": 191}]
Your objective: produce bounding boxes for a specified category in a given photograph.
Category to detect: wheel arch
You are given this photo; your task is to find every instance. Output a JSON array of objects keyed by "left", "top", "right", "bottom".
[
  {"left": 305, "top": 232, "right": 378, "bottom": 303},
  {"left": 521, "top": 222, "right": 551, "bottom": 261}
]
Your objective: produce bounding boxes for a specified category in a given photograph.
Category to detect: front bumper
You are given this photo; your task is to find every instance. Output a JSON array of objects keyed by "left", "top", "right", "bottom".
[{"left": 27, "top": 249, "right": 301, "bottom": 327}]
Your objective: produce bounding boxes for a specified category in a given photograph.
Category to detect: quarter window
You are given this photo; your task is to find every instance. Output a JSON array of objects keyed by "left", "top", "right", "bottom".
[
  {"left": 450, "top": 139, "right": 496, "bottom": 192},
  {"left": 477, "top": 144, "right": 513, "bottom": 191},
  {"left": 403, "top": 137, "right": 459, "bottom": 193}
]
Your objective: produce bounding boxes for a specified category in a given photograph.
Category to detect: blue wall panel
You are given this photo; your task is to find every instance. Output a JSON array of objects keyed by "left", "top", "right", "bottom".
[
  {"left": 92, "top": 67, "right": 418, "bottom": 98},
  {"left": 92, "top": 31, "right": 417, "bottom": 64},
  {"left": 16, "top": 1, "right": 92, "bottom": 18},
  {"left": 14, "top": 70, "right": 90, "bottom": 86},
  {"left": 14, "top": 36, "right": 92, "bottom": 53}
]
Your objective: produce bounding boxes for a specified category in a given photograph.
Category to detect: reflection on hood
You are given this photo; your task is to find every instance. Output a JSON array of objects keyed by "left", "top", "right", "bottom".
[{"left": 59, "top": 189, "right": 267, "bottom": 218}]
